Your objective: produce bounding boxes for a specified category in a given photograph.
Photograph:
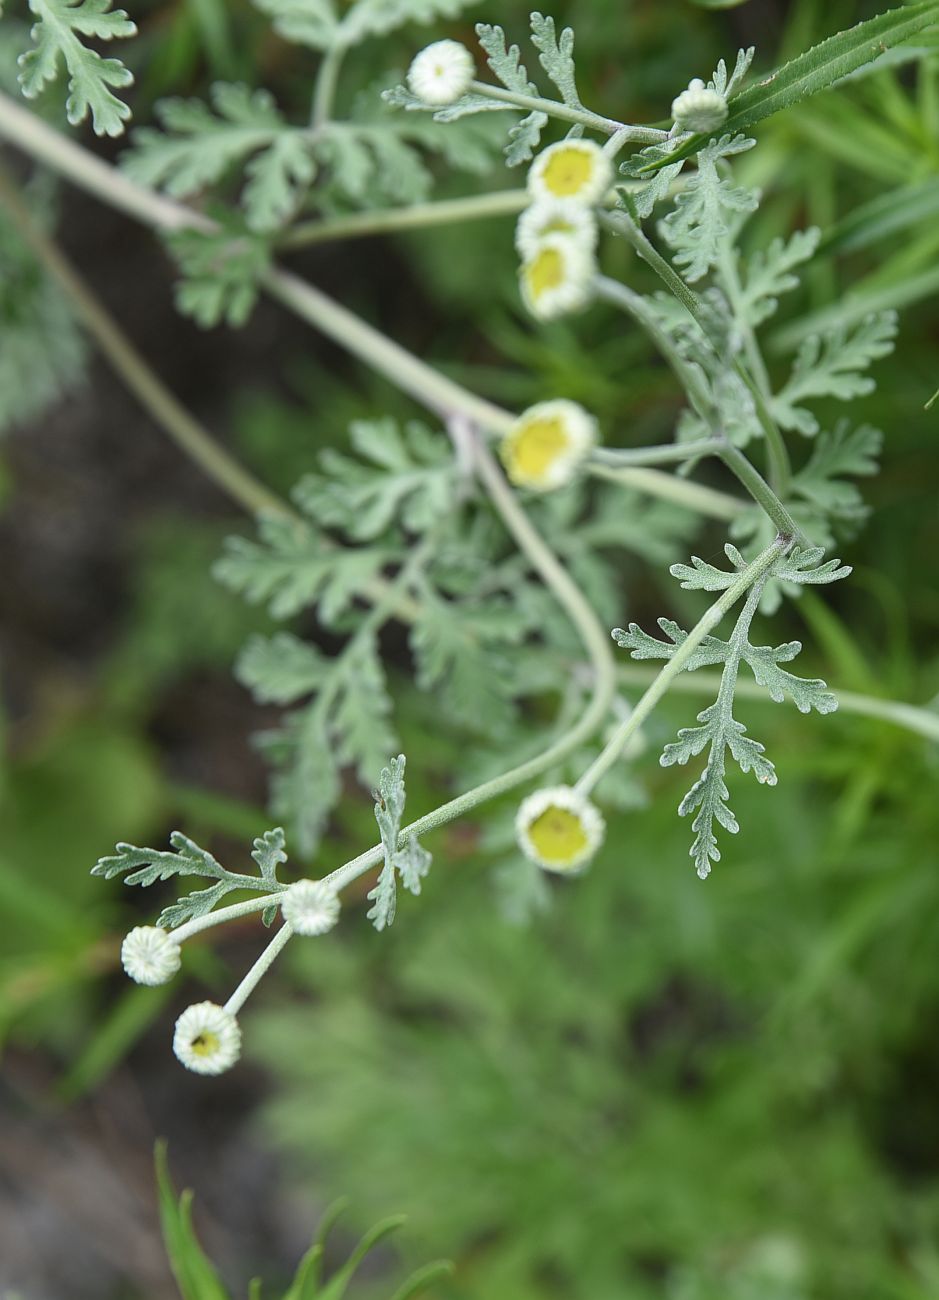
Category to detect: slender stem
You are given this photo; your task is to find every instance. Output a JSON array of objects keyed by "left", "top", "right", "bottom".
[
  {"left": 281, "top": 189, "right": 528, "bottom": 249},
  {"left": 717, "top": 442, "right": 803, "bottom": 542},
  {"left": 575, "top": 539, "right": 786, "bottom": 795},
  {"left": 605, "top": 209, "right": 793, "bottom": 494},
  {"left": 0, "top": 165, "right": 298, "bottom": 523},
  {"left": 594, "top": 276, "right": 802, "bottom": 540},
  {"left": 614, "top": 664, "right": 939, "bottom": 745},
  {"left": 224, "top": 922, "right": 294, "bottom": 1016},
  {"left": 325, "top": 432, "right": 619, "bottom": 895},
  {"left": 468, "top": 79, "right": 635, "bottom": 137},
  {"left": 587, "top": 462, "right": 745, "bottom": 521},
  {"left": 592, "top": 438, "right": 725, "bottom": 468},
  {"left": 262, "top": 266, "right": 514, "bottom": 433},
  {"left": 172, "top": 893, "right": 283, "bottom": 943},
  {"left": 311, "top": 41, "right": 346, "bottom": 127}
]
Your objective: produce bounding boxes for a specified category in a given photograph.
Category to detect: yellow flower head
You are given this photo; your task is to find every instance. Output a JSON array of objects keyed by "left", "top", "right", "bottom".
[
  {"left": 527, "top": 138, "right": 613, "bottom": 206},
  {"left": 516, "top": 785, "right": 605, "bottom": 874},
  {"left": 519, "top": 233, "right": 595, "bottom": 320},
  {"left": 173, "top": 1001, "right": 242, "bottom": 1075},
  {"left": 500, "top": 398, "right": 597, "bottom": 491},
  {"left": 515, "top": 198, "right": 598, "bottom": 260}
]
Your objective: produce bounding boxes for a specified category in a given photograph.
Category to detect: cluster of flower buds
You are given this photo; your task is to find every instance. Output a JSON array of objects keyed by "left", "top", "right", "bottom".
[
  {"left": 120, "top": 878, "right": 341, "bottom": 1074},
  {"left": 517, "top": 139, "right": 611, "bottom": 320}
]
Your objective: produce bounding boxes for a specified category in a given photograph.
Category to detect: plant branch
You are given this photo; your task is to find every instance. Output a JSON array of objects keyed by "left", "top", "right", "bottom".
[
  {"left": 224, "top": 921, "right": 294, "bottom": 1016},
  {"left": 587, "top": 462, "right": 745, "bottom": 521},
  {"left": 0, "top": 164, "right": 298, "bottom": 523},
  {"left": 574, "top": 538, "right": 786, "bottom": 795},
  {"left": 468, "top": 80, "right": 667, "bottom": 140},
  {"left": 281, "top": 189, "right": 528, "bottom": 249}
]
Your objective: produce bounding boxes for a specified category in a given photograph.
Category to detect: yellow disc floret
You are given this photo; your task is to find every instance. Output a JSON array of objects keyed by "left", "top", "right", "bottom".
[
  {"left": 519, "top": 233, "right": 595, "bottom": 320},
  {"left": 516, "top": 785, "right": 605, "bottom": 874},
  {"left": 528, "top": 139, "right": 613, "bottom": 206},
  {"left": 500, "top": 399, "right": 597, "bottom": 491}
]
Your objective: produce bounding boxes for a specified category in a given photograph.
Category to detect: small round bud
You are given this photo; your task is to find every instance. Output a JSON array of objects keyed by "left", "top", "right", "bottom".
[
  {"left": 515, "top": 785, "right": 605, "bottom": 874},
  {"left": 281, "top": 879, "right": 341, "bottom": 936},
  {"left": 173, "top": 1001, "right": 241, "bottom": 1075},
  {"left": 527, "top": 139, "right": 613, "bottom": 206},
  {"left": 671, "top": 79, "right": 728, "bottom": 133},
  {"left": 121, "top": 925, "right": 181, "bottom": 986},
  {"left": 407, "top": 40, "right": 475, "bottom": 106},
  {"left": 500, "top": 399, "right": 597, "bottom": 492}
]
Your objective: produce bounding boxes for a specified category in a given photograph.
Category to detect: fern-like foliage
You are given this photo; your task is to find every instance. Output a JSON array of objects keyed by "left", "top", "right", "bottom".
[
  {"left": 659, "top": 134, "right": 758, "bottom": 283},
  {"left": 367, "top": 753, "right": 432, "bottom": 930},
  {"left": 164, "top": 220, "right": 271, "bottom": 329},
  {"left": 613, "top": 545, "right": 850, "bottom": 878},
  {"left": 17, "top": 0, "right": 137, "bottom": 137},
  {"left": 251, "top": 0, "right": 479, "bottom": 50},
  {"left": 92, "top": 828, "right": 288, "bottom": 928},
  {"left": 771, "top": 310, "right": 898, "bottom": 435},
  {"left": 384, "top": 14, "right": 587, "bottom": 166}
]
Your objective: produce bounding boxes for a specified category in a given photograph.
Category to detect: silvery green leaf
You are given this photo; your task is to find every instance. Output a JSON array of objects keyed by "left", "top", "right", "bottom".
[
  {"left": 251, "top": 827, "right": 288, "bottom": 886},
  {"left": 18, "top": 0, "right": 136, "bottom": 137},
  {"left": 791, "top": 421, "right": 882, "bottom": 522},
  {"left": 367, "top": 754, "right": 431, "bottom": 930},
  {"left": 773, "top": 546, "right": 852, "bottom": 585},
  {"left": 92, "top": 830, "right": 285, "bottom": 927},
  {"left": 250, "top": 0, "right": 338, "bottom": 50},
  {"left": 660, "top": 134, "right": 758, "bottom": 282},
  {"left": 236, "top": 633, "right": 330, "bottom": 706},
  {"left": 475, "top": 21, "right": 548, "bottom": 165},
  {"left": 738, "top": 227, "right": 820, "bottom": 328},
  {"left": 743, "top": 641, "right": 838, "bottom": 714},
  {"left": 613, "top": 619, "right": 730, "bottom": 671},
  {"left": 259, "top": 705, "right": 340, "bottom": 857},
  {"left": 772, "top": 311, "right": 898, "bottom": 435},
  {"left": 529, "top": 12, "right": 580, "bottom": 108},
  {"left": 214, "top": 515, "right": 391, "bottom": 623},
  {"left": 709, "top": 47, "right": 754, "bottom": 98},
  {"left": 294, "top": 418, "right": 456, "bottom": 541},
  {"left": 333, "top": 635, "right": 398, "bottom": 784},
  {"left": 165, "top": 223, "right": 270, "bottom": 329},
  {"left": 669, "top": 544, "right": 749, "bottom": 591},
  {"left": 340, "top": 0, "right": 478, "bottom": 43}
]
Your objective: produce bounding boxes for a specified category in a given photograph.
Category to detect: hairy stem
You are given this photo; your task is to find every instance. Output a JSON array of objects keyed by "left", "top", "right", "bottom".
[
  {"left": 311, "top": 42, "right": 346, "bottom": 128},
  {"left": 0, "top": 165, "right": 297, "bottom": 523},
  {"left": 574, "top": 539, "right": 786, "bottom": 796},
  {"left": 172, "top": 894, "right": 283, "bottom": 943},
  {"left": 591, "top": 439, "right": 726, "bottom": 468},
  {"left": 281, "top": 189, "right": 528, "bottom": 248},
  {"left": 224, "top": 922, "right": 294, "bottom": 1016},
  {"left": 587, "top": 463, "right": 745, "bottom": 521},
  {"left": 468, "top": 80, "right": 667, "bottom": 140}
]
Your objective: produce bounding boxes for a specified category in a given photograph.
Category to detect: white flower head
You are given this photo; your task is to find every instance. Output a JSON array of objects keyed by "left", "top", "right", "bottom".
[
  {"left": 527, "top": 139, "right": 613, "bottom": 206},
  {"left": 281, "top": 879, "right": 341, "bottom": 936},
  {"left": 671, "top": 78, "right": 728, "bottom": 133},
  {"left": 121, "top": 925, "right": 181, "bottom": 986},
  {"left": 519, "top": 233, "right": 596, "bottom": 320},
  {"left": 500, "top": 398, "right": 597, "bottom": 491},
  {"left": 516, "top": 785, "right": 605, "bottom": 874},
  {"left": 515, "top": 198, "right": 598, "bottom": 260},
  {"left": 407, "top": 40, "right": 475, "bottom": 106},
  {"left": 173, "top": 1001, "right": 241, "bottom": 1075}
]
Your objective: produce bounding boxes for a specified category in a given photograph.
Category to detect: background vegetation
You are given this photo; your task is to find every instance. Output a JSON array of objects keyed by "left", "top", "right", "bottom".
[{"left": 0, "top": 1, "right": 937, "bottom": 1297}]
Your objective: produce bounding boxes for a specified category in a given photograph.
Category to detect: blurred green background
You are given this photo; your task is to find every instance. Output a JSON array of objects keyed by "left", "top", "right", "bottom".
[{"left": 0, "top": 0, "right": 938, "bottom": 1297}]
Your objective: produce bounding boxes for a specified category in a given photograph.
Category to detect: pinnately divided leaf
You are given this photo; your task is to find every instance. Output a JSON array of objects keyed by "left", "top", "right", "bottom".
[
  {"left": 738, "top": 227, "right": 821, "bottom": 328},
  {"left": 91, "top": 829, "right": 287, "bottom": 928},
  {"left": 164, "top": 222, "right": 271, "bottom": 329},
  {"left": 613, "top": 547, "right": 849, "bottom": 876},
  {"left": 475, "top": 21, "right": 548, "bottom": 165},
  {"left": 529, "top": 12, "right": 581, "bottom": 108},
  {"left": 18, "top": 0, "right": 137, "bottom": 137},
  {"left": 660, "top": 134, "right": 758, "bottom": 282},
  {"left": 367, "top": 754, "right": 432, "bottom": 931},
  {"left": 771, "top": 310, "right": 898, "bottom": 435}
]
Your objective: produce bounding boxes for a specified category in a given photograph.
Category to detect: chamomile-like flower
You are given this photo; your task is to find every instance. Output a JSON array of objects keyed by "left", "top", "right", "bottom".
[
  {"left": 527, "top": 139, "right": 613, "bottom": 206},
  {"left": 281, "top": 879, "right": 341, "bottom": 936},
  {"left": 516, "top": 785, "right": 605, "bottom": 874},
  {"left": 499, "top": 398, "right": 597, "bottom": 491},
  {"left": 515, "top": 198, "right": 598, "bottom": 260},
  {"left": 519, "top": 233, "right": 596, "bottom": 320},
  {"left": 407, "top": 40, "right": 475, "bottom": 106},
  {"left": 173, "top": 1001, "right": 241, "bottom": 1075},
  {"left": 671, "top": 78, "right": 728, "bottom": 133},
  {"left": 121, "top": 925, "right": 181, "bottom": 986}
]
